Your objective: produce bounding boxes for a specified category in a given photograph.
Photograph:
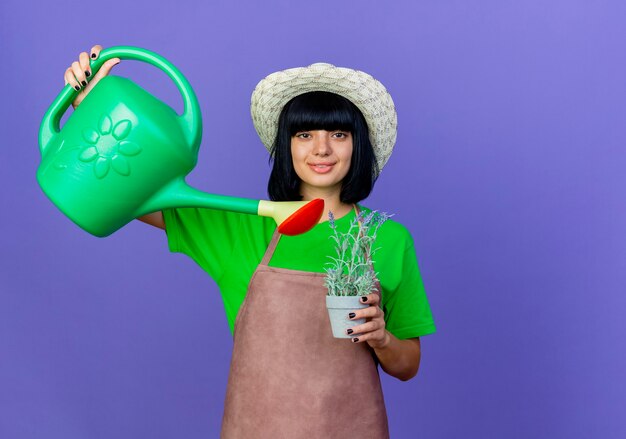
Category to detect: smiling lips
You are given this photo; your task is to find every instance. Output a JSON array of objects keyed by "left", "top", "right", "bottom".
[{"left": 308, "top": 162, "right": 336, "bottom": 174}]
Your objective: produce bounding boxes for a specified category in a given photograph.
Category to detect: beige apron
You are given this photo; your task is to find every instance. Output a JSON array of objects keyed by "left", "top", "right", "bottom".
[{"left": 221, "top": 229, "right": 389, "bottom": 438}]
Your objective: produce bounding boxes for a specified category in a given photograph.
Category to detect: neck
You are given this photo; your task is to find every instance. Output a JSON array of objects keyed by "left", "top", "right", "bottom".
[{"left": 300, "top": 185, "right": 353, "bottom": 222}]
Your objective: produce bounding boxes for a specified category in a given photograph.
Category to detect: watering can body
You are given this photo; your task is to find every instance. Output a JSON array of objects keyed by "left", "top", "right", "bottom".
[
  {"left": 38, "top": 46, "right": 323, "bottom": 237},
  {"left": 37, "top": 47, "right": 202, "bottom": 237}
]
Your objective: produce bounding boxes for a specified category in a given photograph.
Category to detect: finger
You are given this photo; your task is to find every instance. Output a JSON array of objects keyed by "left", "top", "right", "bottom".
[
  {"left": 350, "top": 329, "right": 386, "bottom": 344},
  {"left": 83, "top": 58, "right": 121, "bottom": 95},
  {"left": 100, "top": 58, "right": 121, "bottom": 76},
  {"left": 64, "top": 67, "right": 81, "bottom": 91},
  {"left": 349, "top": 305, "right": 383, "bottom": 321},
  {"left": 359, "top": 293, "right": 379, "bottom": 306},
  {"left": 79, "top": 51, "right": 92, "bottom": 80},
  {"left": 71, "top": 61, "right": 87, "bottom": 89},
  {"left": 88, "top": 58, "right": 120, "bottom": 86},
  {"left": 346, "top": 320, "right": 381, "bottom": 336},
  {"left": 90, "top": 45, "right": 103, "bottom": 60}
]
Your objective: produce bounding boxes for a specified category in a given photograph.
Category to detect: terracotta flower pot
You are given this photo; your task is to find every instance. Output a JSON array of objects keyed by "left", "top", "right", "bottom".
[{"left": 325, "top": 295, "right": 368, "bottom": 338}]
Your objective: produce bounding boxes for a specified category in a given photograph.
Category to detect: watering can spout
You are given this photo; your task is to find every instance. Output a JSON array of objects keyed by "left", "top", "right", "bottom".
[
  {"left": 138, "top": 179, "right": 324, "bottom": 236},
  {"left": 137, "top": 178, "right": 260, "bottom": 217},
  {"left": 259, "top": 198, "right": 325, "bottom": 235}
]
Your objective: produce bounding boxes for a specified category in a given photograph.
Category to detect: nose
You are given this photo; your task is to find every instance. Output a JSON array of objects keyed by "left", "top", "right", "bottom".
[{"left": 312, "top": 132, "right": 331, "bottom": 156}]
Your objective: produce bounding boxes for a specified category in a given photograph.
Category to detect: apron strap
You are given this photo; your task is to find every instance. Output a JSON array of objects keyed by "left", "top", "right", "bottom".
[{"left": 260, "top": 230, "right": 282, "bottom": 266}]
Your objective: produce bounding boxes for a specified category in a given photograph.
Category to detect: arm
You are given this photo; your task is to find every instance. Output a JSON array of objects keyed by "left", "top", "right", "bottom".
[
  {"left": 372, "top": 334, "right": 420, "bottom": 381},
  {"left": 346, "top": 293, "right": 421, "bottom": 381},
  {"left": 137, "top": 212, "right": 165, "bottom": 229}
]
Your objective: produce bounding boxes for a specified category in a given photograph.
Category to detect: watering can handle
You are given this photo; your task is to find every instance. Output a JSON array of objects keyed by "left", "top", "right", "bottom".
[{"left": 39, "top": 46, "right": 202, "bottom": 154}]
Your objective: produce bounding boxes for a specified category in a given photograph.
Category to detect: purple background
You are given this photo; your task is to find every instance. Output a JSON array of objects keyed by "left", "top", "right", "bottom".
[{"left": 1, "top": 1, "right": 625, "bottom": 437}]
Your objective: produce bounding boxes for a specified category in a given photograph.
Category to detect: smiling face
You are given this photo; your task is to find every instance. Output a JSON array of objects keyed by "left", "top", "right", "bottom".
[{"left": 290, "top": 129, "right": 353, "bottom": 197}]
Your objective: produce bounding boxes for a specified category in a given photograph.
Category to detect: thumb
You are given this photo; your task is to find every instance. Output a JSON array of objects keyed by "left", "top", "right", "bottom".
[
  {"left": 83, "top": 58, "right": 121, "bottom": 93},
  {"left": 92, "top": 58, "right": 121, "bottom": 81}
]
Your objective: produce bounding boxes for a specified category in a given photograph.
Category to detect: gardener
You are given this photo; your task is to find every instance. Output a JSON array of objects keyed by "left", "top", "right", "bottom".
[{"left": 64, "top": 45, "right": 436, "bottom": 438}]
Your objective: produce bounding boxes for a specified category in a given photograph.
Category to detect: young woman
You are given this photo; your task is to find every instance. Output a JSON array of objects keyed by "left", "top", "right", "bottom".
[{"left": 65, "top": 45, "right": 436, "bottom": 438}]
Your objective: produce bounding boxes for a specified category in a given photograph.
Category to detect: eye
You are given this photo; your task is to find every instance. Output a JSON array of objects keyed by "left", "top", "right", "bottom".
[
  {"left": 295, "top": 132, "right": 311, "bottom": 139},
  {"left": 332, "top": 131, "right": 350, "bottom": 138}
]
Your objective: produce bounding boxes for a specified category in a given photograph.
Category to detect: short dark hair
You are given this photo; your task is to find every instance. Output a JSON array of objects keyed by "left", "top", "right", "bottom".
[{"left": 267, "top": 91, "right": 378, "bottom": 203}]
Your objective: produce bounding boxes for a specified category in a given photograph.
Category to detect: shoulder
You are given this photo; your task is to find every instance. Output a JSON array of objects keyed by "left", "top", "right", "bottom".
[{"left": 381, "top": 217, "right": 413, "bottom": 242}]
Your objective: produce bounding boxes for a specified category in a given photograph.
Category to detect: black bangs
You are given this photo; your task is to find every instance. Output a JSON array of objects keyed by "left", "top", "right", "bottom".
[{"left": 283, "top": 91, "right": 359, "bottom": 135}]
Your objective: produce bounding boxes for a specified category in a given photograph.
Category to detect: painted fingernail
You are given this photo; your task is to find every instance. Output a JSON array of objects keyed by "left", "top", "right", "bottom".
[
  {"left": 361, "top": 297, "right": 368, "bottom": 303},
  {"left": 74, "top": 85, "right": 81, "bottom": 91},
  {"left": 85, "top": 71, "right": 91, "bottom": 77},
  {"left": 347, "top": 329, "right": 353, "bottom": 335},
  {"left": 81, "top": 80, "right": 87, "bottom": 87},
  {"left": 91, "top": 53, "right": 96, "bottom": 59},
  {"left": 348, "top": 312, "right": 356, "bottom": 319},
  {"left": 352, "top": 338, "right": 359, "bottom": 343}
]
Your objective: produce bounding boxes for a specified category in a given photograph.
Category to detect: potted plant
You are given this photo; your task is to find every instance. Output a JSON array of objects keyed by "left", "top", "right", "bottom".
[{"left": 324, "top": 209, "right": 391, "bottom": 338}]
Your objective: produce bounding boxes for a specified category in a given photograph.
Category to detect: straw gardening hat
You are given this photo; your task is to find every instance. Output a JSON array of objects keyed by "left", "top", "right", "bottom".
[{"left": 250, "top": 63, "right": 397, "bottom": 174}]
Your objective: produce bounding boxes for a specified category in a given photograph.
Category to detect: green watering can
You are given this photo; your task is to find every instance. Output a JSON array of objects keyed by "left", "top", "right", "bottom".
[{"left": 37, "top": 46, "right": 323, "bottom": 237}]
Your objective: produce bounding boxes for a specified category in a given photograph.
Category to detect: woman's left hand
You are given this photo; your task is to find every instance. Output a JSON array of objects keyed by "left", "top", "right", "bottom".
[{"left": 347, "top": 293, "right": 390, "bottom": 349}]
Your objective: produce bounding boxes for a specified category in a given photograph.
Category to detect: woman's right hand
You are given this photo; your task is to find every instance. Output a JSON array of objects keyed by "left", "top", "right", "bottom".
[{"left": 64, "top": 44, "right": 121, "bottom": 109}]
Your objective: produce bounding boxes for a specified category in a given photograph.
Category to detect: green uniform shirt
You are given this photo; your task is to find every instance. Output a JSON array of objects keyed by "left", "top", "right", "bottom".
[{"left": 163, "top": 206, "right": 436, "bottom": 340}]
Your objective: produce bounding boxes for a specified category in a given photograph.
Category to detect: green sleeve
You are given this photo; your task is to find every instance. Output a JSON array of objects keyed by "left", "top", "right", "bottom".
[
  {"left": 381, "top": 230, "right": 436, "bottom": 340},
  {"left": 162, "top": 207, "right": 243, "bottom": 282}
]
